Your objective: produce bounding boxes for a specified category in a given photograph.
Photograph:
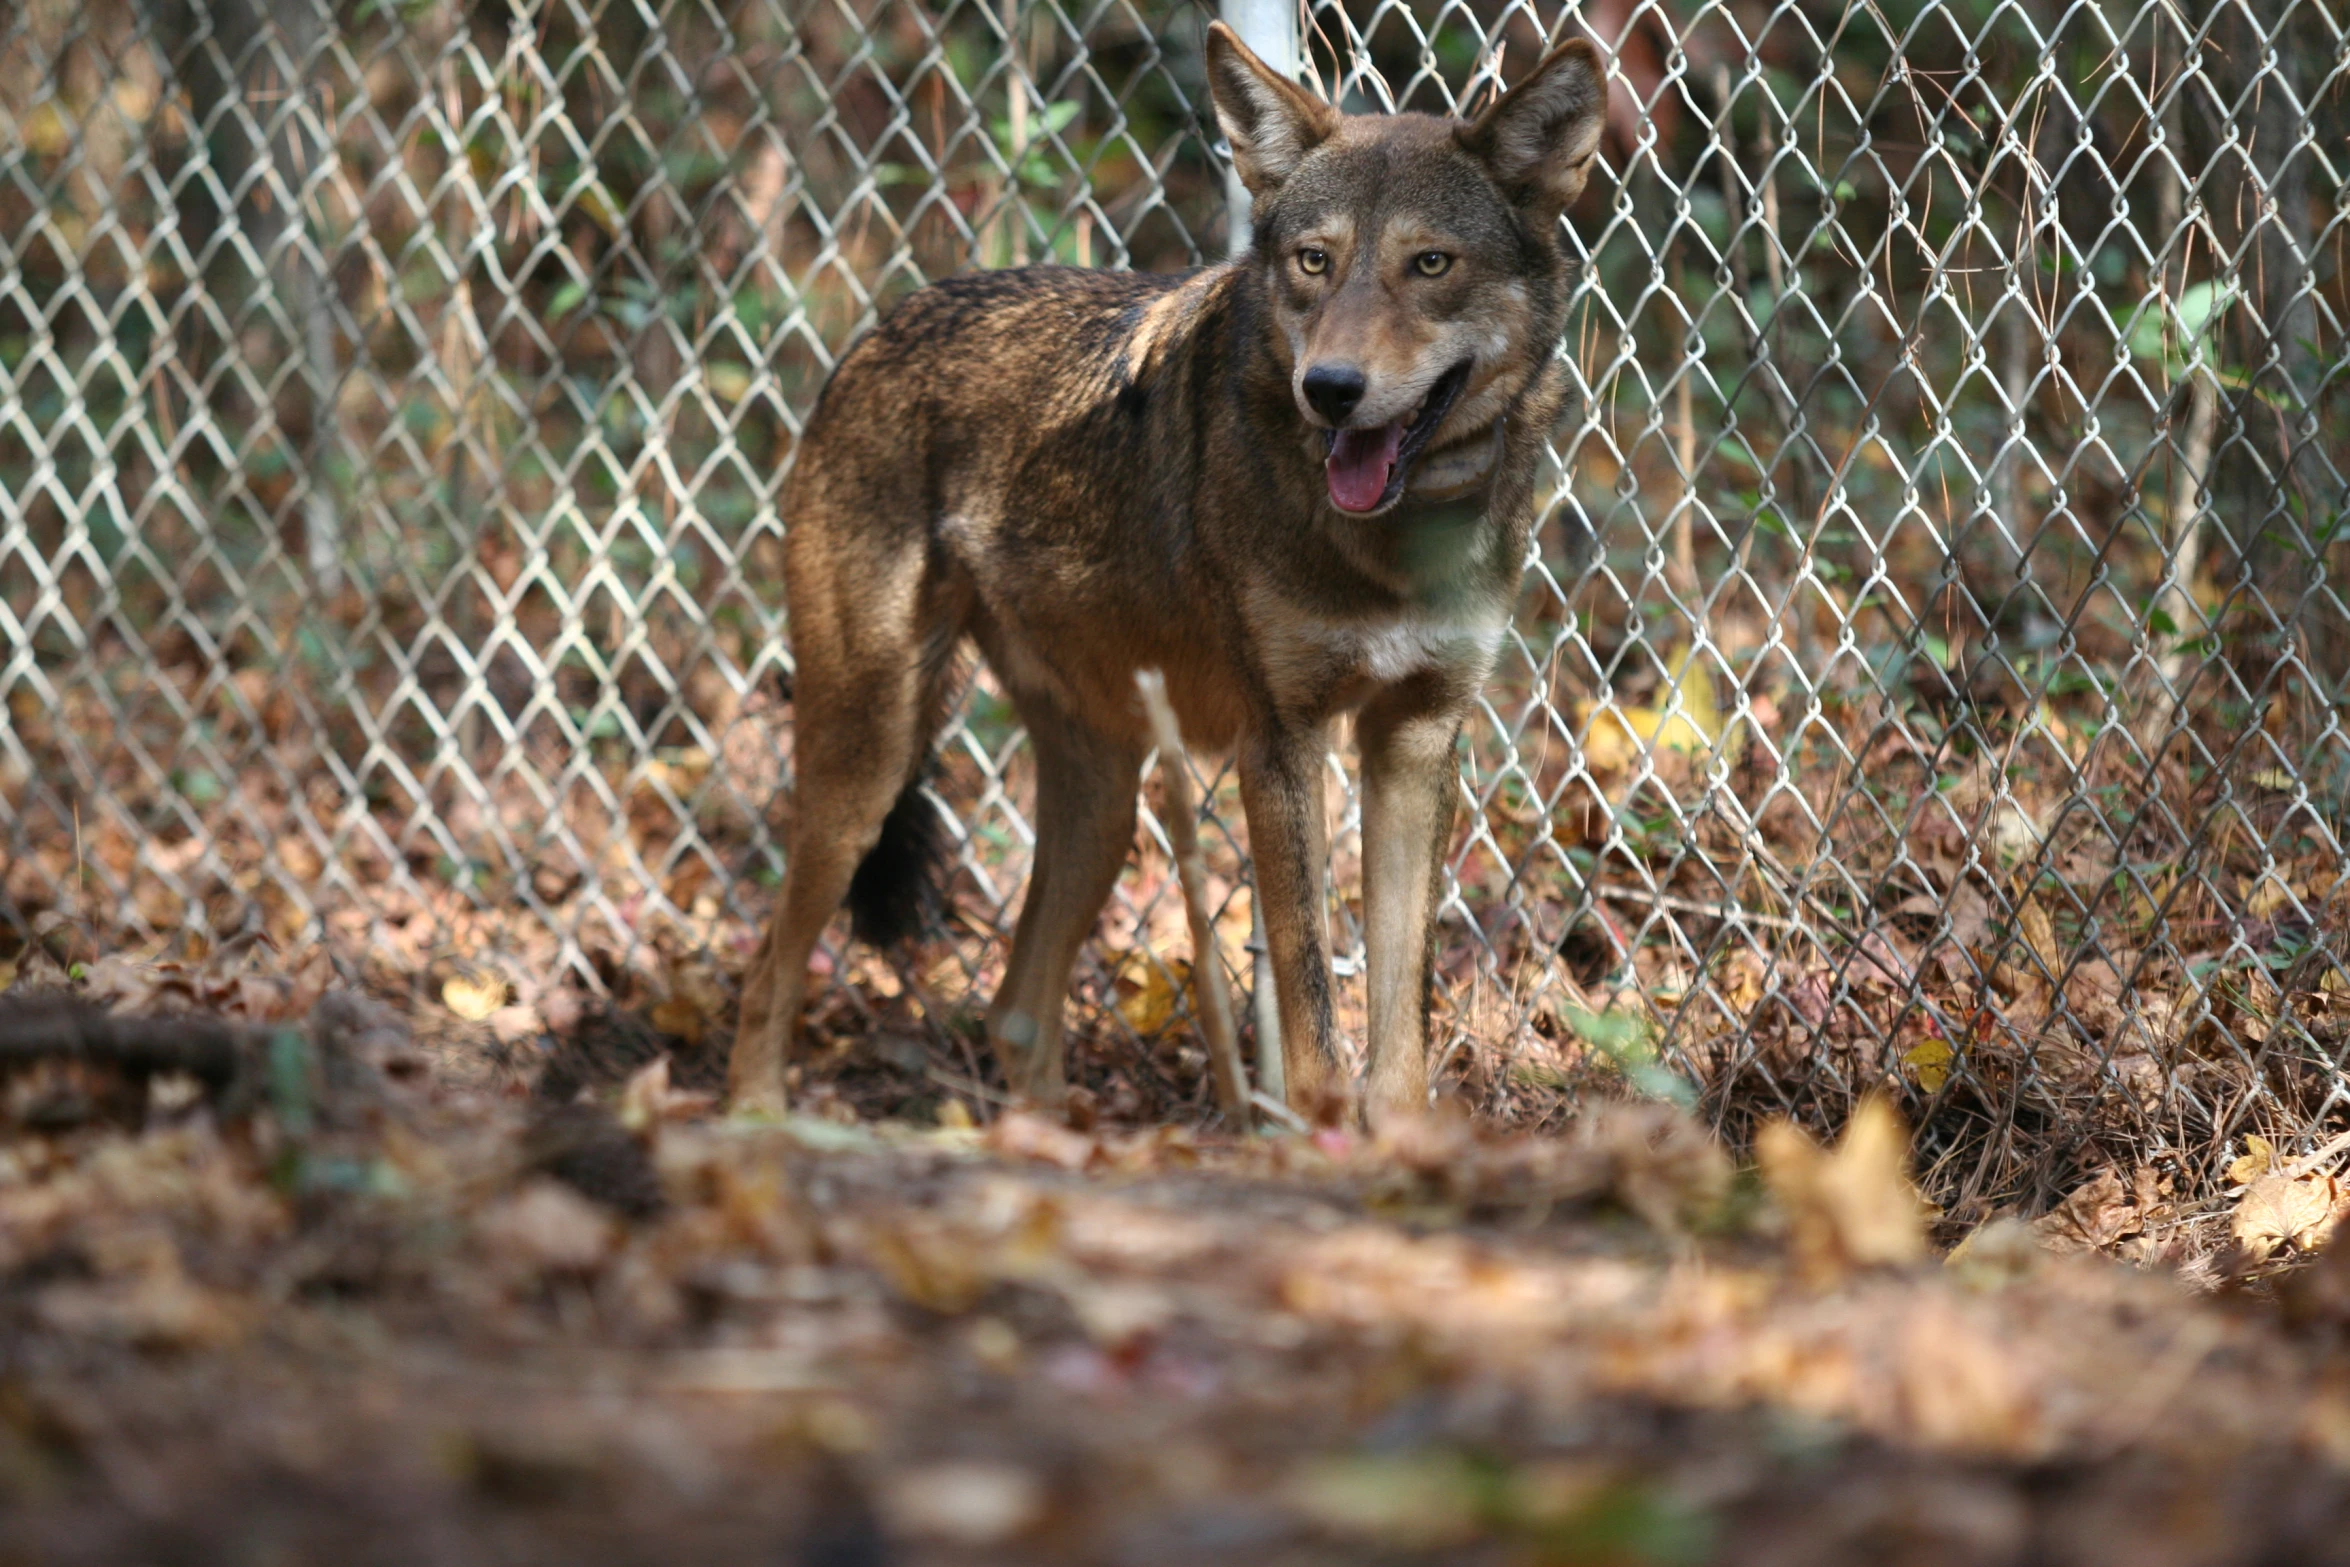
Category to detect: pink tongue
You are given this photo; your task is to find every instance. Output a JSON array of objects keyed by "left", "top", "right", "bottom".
[{"left": 1326, "top": 422, "right": 1405, "bottom": 513}]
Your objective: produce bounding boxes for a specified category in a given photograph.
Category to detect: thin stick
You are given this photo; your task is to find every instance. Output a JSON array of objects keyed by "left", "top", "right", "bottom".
[
  {"left": 1136, "top": 670, "right": 1252, "bottom": 1125},
  {"left": 1250, "top": 1088, "right": 1309, "bottom": 1135},
  {"left": 2283, "top": 1127, "right": 2350, "bottom": 1183}
]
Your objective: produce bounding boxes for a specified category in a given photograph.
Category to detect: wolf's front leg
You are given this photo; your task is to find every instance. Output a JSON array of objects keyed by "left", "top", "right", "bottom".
[
  {"left": 1239, "top": 723, "right": 1345, "bottom": 1117},
  {"left": 1356, "top": 690, "right": 1463, "bottom": 1126}
]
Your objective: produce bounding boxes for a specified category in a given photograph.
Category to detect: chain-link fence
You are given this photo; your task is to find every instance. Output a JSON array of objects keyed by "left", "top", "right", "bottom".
[{"left": 3, "top": 0, "right": 2345, "bottom": 1218}]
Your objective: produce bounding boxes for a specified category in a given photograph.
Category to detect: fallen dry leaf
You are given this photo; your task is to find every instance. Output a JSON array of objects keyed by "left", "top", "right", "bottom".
[
  {"left": 647, "top": 996, "right": 706, "bottom": 1045},
  {"left": 2230, "top": 1171, "right": 2342, "bottom": 1264},
  {"left": 1902, "top": 1034, "right": 1953, "bottom": 1093},
  {"left": 881, "top": 1460, "right": 1044, "bottom": 1544},
  {"left": 476, "top": 1179, "right": 617, "bottom": 1275},
  {"left": 2032, "top": 1168, "right": 2142, "bottom": 1255},
  {"left": 1110, "top": 951, "right": 1187, "bottom": 1037},
  {"left": 986, "top": 1111, "right": 1098, "bottom": 1172},
  {"left": 2227, "top": 1134, "right": 2279, "bottom": 1187},
  {"left": 1896, "top": 1297, "right": 2043, "bottom": 1454},
  {"left": 1758, "top": 1095, "right": 1929, "bottom": 1282},
  {"left": 441, "top": 968, "right": 508, "bottom": 1022},
  {"left": 1573, "top": 645, "right": 1744, "bottom": 780},
  {"left": 1283, "top": 1453, "right": 1485, "bottom": 1549}
]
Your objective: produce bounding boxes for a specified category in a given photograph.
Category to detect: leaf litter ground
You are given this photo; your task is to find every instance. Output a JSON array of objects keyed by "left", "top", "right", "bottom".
[{"left": 9, "top": 948, "right": 2350, "bottom": 1566}]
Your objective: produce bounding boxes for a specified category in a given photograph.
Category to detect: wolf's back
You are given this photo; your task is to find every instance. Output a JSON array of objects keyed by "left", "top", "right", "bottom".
[{"left": 836, "top": 265, "right": 1204, "bottom": 401}]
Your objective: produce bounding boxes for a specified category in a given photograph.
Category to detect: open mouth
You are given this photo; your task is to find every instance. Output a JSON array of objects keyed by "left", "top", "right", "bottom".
[{"left": 1322, "top": 359, "right": 1473, "bottom": 516}]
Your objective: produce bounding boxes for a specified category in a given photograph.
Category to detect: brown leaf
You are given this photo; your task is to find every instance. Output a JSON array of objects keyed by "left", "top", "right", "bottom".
[
  {"left": 1895, "top": 1298, "right": 2043, "bottom": 1455},
  {"left": 617, "top": 1055, "right": 712, "bottom": 1131},
  {"left": 647, "top": 996, "right": 705, "bottom": 1045},
  {"left": 1758, "top": 1096, "right": 1928, "bottom": 1282},
  {"left": 476, "top": 1180, "right": 617, "bottom": 1276},
  {"left": 2231, "top": 1172, "right": 2342, "bottom": 1264},
  {"left": 2031, "top": 1168, "right": 2142, "bottom": 1255},
  {"left": 81, "top": 953, "right": 197, "bottom": 1014},
  {"left": 986, "top": 1111, "right": 1098, "bottom": 1173},
  {"left": 864, "top": 1219, "right": 988, "bottom": 1314},
  {"left": 880, "top": 1461, "right": 1044, "bottom": 1544}
]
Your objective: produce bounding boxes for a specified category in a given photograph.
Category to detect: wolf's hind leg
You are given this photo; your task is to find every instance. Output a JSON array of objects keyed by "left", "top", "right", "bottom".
[
  {"left": 987, "top": 701, "right": 1142, "bottom": 1107},
  {"left": 731, "top": 703, "right": 923, "bottom": 1110},
  {"left": 730, "top": 550, "right": 963, "bottom": 1110}
]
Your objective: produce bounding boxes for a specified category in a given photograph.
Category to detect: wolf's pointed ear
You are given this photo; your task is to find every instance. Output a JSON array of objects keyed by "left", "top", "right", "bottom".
[
  {"left": 1460, "top": 38, "right": 1608, "bottom": 223},
  {"left": 1205, "top": 21, "right": 1340, "bottom": 196}
]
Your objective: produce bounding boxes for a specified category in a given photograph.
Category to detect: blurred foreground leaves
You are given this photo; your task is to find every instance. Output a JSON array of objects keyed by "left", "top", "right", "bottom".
[{"left": 6, "top": 949, "right": 2350, "bottom": 1562}]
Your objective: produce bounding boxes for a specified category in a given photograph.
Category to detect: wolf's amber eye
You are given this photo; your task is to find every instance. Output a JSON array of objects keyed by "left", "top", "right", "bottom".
[
  {"left": 1413, "top": 251, "right": 1453, "bottom": 277},
  {"left": 1297, "top": 247, "right": 1329, "bottom": 276}
]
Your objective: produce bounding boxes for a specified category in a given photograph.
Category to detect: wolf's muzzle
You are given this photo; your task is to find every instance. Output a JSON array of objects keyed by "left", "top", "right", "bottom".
[
  {"left": 1301, "top": 364, "right": 1368, "bottom": 425},
  {"left": 1321, "top": 358, "right": 1475, "bottom": 516}
]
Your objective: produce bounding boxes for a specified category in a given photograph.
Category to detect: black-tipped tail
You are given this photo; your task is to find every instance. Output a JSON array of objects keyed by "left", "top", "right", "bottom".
[{"left": 845, "top": 775, "right": 949, "bottom": 949}]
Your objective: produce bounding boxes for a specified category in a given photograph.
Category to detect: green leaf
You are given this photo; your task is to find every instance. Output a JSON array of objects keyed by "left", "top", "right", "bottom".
[
  {"left": 2126, "top": 281, "right": 2235, "bottom": 365},
  {"left": 1563, "top": 1006, "right": 1696, "bottom": 1108},
  {"left": 2175, "top": 279, "right": 2235, "bottom": 340}
]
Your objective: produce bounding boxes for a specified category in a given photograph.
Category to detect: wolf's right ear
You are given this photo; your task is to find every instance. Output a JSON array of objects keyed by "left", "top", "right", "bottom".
[
  {"left": 1460, "top": 38, "right": 1608, "bottom": 224},
  {"left": 1205, "top": 21, "right": 1340, "bottom": 197}
]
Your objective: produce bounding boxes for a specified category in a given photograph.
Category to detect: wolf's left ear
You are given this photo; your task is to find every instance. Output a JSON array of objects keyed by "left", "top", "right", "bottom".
[
  {"left": 1460, "top": 39, "right": 1608, "bottom": 223},
  {"left": 1205, "top": 21, "right": 1340, "bottom": 196}
]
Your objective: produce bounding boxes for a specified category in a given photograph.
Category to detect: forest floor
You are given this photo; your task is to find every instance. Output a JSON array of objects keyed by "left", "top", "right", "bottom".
[{"left": 7, "top": 946, "right": 2350, "bottom": 1567}]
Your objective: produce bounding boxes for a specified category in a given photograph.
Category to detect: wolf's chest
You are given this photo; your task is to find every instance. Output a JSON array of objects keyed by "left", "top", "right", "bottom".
[
  {"left": 1263, "top": 608, "right": 1510, "bottom": 710},
  {"left": 1340, "top": 617, "right": 1507, "bottom": 682}
]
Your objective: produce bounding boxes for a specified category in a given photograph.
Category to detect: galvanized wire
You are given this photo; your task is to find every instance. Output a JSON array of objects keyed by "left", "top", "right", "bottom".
[{"left": 2, "top": 0, "right": 2345, "bottom": 1210}]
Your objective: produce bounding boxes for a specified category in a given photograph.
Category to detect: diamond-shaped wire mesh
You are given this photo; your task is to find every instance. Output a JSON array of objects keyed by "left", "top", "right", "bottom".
[{"left": 2, "top": 0, "right": 2344, "bottom": 1217}]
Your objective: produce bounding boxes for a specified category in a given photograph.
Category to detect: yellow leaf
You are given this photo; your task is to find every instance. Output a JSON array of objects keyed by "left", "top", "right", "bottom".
[
  {"left": 2016, "top": 897, "right": 2061, "bottom": 977},
  {"left": 2231, "top": 1171, "right": 2342, "bottom": 1263},
  {"left": 2227, "top": 1134, "right": 2277, "bottom": 1188},
  {"left": 1902, "top": 1035, "right": 1952, "bottom": 1093},
  {"left": 21, "top": 103, "right": 70, "bottom": 159},
  {"left": 705, "top": 362, "right": 754, "bottom": 403},
  {"left": 2244, "top": 876, "right": 2291, "bottom": 920},
  {"left": 1111, "top": 952, "right": 1186, "bottom": 1037},
  {"left": 1283, "top": 1454, "right": 1483, "bottom": 1549},
  {"left": 1758, "top": 1095, "right": 1929, "bottom": 1282},
  {"left": 441, "top": 968, "right": 507, "bottom": 1021},
  {"left": 618, "top": 1056, "right": 671, "bottom": 1133},
  {"left": 1573, "top": 647, "right": 1743, "bottom": 776},
  {"left": 649, "top": 996, "right": 706, "bottom": 1045}
]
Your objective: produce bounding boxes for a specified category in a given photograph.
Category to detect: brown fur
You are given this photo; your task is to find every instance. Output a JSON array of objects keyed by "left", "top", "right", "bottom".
[{"left": 730, "top": 25, "right": 1608, "bottom": 1124}]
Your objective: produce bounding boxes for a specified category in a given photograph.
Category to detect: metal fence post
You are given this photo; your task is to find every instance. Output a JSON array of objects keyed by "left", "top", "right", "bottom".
[
  {"left": 1218, "top": 0, "right": 1298, "bottom": 1085},
  {"left": 1216, "top": 0, "right": 1298, "bottom": 256}
]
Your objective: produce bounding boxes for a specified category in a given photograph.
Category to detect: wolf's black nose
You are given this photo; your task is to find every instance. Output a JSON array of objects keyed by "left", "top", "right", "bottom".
[{"left": 1301, "top": 365, "right": 1367, "bottom": 425}]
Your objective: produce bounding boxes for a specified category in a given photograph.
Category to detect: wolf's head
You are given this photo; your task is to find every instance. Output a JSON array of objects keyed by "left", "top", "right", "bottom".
[{"left": 1206, "top": 23, "right": 1606, "bottom": 517}]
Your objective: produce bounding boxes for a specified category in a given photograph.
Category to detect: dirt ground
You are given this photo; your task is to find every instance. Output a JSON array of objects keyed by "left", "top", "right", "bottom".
[{"left": 8, "top": 954, "right": 2350, "bottom": 1567}]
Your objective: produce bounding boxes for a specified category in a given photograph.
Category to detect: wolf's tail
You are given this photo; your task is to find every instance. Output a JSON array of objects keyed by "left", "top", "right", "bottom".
[{"left": 845, "top": 766, "right": 950, "bottom": 949}]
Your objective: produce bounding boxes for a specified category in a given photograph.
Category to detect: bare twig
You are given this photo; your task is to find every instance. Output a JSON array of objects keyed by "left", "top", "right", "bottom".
[
  {"left": 1249, "top": 1088, "right": 1309, "bottom": 1135},
  {"left": 1136, "top": 670, "right": 1252, "bottom": 1126},
  {"left": 2282, "top": 1127, "right": 2350, "bottom": 1183}
]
